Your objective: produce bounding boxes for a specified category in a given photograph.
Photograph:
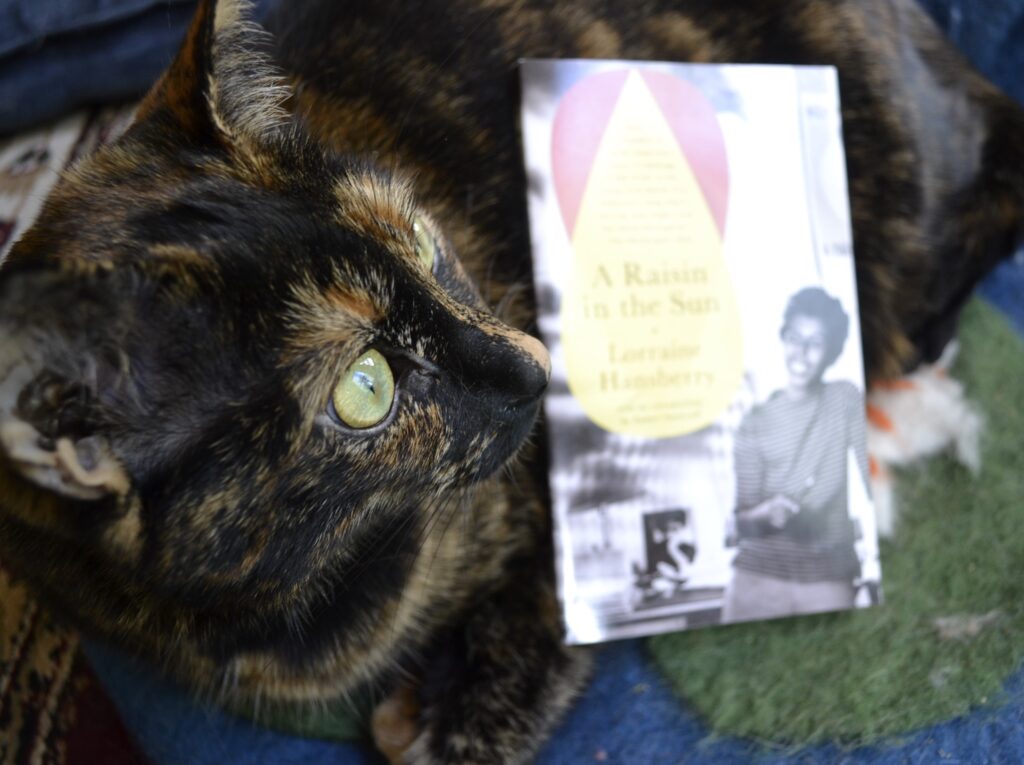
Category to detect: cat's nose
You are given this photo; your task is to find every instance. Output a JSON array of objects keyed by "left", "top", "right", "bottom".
[
  {"left": 454, "top": 320, "right": 551, "bottom": 403},
  {"left": 502, "top": 328, "right": 551, "bottom": 402},
  {"left": 510, "top": 331, "right": 551, "bottom": 384}
]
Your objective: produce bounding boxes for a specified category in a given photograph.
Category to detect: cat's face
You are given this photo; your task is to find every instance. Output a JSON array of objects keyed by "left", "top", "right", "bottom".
[{"left": 0, "top": 0, "right": 548, "bottom": 675}]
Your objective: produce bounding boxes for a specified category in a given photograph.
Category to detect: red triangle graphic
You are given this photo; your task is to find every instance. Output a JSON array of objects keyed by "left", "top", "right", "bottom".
[
  {"left": 639, "top": 70, "right": 730, "bottom": 237},
  {"left": 551, "top": 69, "right": 629, "bottom": 240}
]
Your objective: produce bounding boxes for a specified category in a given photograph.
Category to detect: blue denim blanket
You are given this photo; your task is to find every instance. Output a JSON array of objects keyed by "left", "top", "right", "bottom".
[
  {"left": 0, "top": 0, "right": 265, "bottom": 134},
  {"left": 1, "top": 0, "right": 1022, "bottom": 135}
]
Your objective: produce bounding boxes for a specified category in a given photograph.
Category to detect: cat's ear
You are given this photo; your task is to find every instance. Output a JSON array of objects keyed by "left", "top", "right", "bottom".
[
  {"left": 135, "top": 0, "right": 289, "bottom": 147},
  {"left": 0, "top": 363, "right": 130, "bottom": 503}
]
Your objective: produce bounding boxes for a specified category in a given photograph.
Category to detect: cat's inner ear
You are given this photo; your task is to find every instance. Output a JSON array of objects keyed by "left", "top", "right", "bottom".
[
  {"left": 0, "top": 364, "right": 129, "bottom": 501},
  {"left": 135, "top": 0, "right": 290, "bottom": 146}
]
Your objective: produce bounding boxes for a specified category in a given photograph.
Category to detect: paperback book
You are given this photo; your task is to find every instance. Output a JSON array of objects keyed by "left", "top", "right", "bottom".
[{"left": 520, "top": 59, "right": 882, "bottom": 644}]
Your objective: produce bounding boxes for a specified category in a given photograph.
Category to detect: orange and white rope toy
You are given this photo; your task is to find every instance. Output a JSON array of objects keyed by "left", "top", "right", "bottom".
[{"left": 866, "top": 342, "right": 984, "bottom": 538}]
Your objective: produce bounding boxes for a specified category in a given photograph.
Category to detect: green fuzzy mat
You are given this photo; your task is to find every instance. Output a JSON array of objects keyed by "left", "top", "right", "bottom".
[{"left": 649, "top": 299, "right": 1024, "bottom": 745}]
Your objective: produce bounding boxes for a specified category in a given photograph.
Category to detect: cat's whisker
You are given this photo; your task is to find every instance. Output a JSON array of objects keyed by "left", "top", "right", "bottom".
[
  {"left": 456, "top": 487, "right": 477, "bottom": 554},
  {"left": 491, "top": 281, "right": 529, "bottom": 324},
  {"left": 251, "top": 683, "right": 264, "bottom": 726},
  {"left": 381, "top": 489, "right": 466, "bottom": 648},
  {"left": 333, "top": 489, "right": 441, "bottom": 602},
  {"left": 423, "top": 489, "right": 469, "bottom": 566},
  {"left": 213, "top": 663, "right": 239, "bottom": 709}
]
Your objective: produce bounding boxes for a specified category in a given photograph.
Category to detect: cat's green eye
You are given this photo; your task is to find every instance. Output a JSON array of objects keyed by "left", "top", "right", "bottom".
[
  {"left": 412, "top": 216, "right": 437, "bottom": 272},
  {"left": 331, "top": 349, "right": 395, "bottom": 429}
]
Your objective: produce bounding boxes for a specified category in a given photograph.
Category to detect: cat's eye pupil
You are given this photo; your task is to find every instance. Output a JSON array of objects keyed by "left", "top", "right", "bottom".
[
  {"left": 412, "top": 217, "right": 437, "bottom": 272},
  {"left": 332, "top": 349, "right": 395, "bottom": 429}
]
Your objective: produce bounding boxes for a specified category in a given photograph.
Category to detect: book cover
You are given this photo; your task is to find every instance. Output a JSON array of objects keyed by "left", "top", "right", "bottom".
[{"left": 520, "top": 59, "right": 882, "bottom": 644}]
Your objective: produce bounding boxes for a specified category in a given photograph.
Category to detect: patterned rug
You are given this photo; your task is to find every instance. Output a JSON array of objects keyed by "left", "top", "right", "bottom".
[
  {"left": 0, "top": 570, "right": 148, "bottom": 765},
  {"left": 0, "top": 106, "right": 149, "bottom": 765}
]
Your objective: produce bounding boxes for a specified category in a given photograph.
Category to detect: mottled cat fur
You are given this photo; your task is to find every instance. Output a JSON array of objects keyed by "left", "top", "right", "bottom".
[{"left": 0, "top": 0, "right": 1021, "bottom": 762}]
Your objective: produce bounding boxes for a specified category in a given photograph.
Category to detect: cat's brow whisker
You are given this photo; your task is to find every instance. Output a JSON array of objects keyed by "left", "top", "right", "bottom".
[{"left": 492, "top": 281, "right": 529, "bottom": 324}]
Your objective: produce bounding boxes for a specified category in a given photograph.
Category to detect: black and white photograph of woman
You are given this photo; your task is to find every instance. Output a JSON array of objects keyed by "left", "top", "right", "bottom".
[{"left": 723, "top": 286, "right": 872, "bottom": 623}]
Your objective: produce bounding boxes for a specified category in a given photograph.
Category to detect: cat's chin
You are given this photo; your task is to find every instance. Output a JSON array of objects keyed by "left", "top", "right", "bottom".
[{"left": 468, "top": 397, "right": 543, "bottom": 483}]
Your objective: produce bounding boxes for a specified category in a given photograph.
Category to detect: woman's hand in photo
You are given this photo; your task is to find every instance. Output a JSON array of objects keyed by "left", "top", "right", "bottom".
[{"left": 748, "top": 495, "right": 800, "bottom": 529}]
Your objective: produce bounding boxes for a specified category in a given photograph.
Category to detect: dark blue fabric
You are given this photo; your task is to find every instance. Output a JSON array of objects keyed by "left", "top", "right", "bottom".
[
  {"left": 0, "top": 0, "right": 194, "bottom": 59},
  {"left": 980, "top": 255, "right": 1024, "bottom": 335},
  {"left": 87, "top": 636, "right": 1024, "bottom": 765},
  {"left": 85, "top": 641, "right": 374, "bottom": 765},
  {"left": 917, "top": 0, "right": 1024, "bottom": 104},
  {"left": 0, "top": 0, "right": 271, "bottom": 135},
  {"left": 0, "top": 3, "right": 194, "bottom": 135},
  {"left": 0, "top": 0, "right": 1022, "bottom": 134}
]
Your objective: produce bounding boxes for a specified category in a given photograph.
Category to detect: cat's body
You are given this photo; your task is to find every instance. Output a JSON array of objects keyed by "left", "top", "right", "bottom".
[
  {"left": 0, "top": 1, "right": 1021, "bottom": 763},
  {"left": 269, "top": 0, "right": 1024, "bottom": 379}
]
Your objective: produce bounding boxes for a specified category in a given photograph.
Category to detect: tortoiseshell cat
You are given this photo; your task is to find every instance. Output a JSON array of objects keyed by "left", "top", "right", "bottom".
[{"left": 0, "top": 0, "right": 1021, "bottom": 762}]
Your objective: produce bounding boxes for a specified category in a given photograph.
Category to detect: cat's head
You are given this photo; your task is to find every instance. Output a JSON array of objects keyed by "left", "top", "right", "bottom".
[{"left": 0, "top": 0, "right": 548, "bottom": 690}]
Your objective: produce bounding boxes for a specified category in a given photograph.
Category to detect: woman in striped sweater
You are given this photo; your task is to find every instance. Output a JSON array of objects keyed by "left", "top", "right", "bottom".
[{"left": 723, "top": 287, "right": 871, "bottom": 623}]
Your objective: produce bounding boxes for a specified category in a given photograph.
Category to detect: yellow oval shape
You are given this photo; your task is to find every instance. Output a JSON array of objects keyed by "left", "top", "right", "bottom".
[{"left": 561, "top": 71, "right": 743, "bottom": 437}]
